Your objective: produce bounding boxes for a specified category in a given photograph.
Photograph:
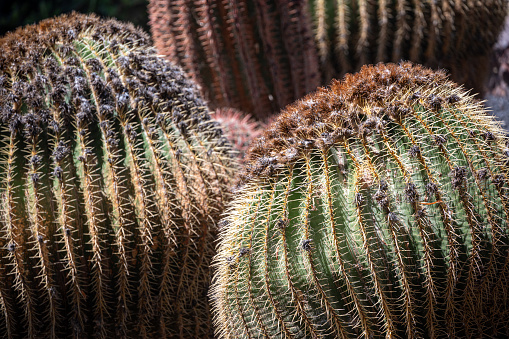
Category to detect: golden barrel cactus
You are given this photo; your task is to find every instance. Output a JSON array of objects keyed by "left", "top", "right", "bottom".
[
  {"left": 0, "top": 13, "right": 234, "bottom": 338},
  {"left": 211, "top": 63, "right": 509, "bottom": 338}
]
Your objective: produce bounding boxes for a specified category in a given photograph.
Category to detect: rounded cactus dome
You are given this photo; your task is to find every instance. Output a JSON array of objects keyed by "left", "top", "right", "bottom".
[
  {"left": 212, "top": 63, "right": 509, "bottom": 338},
  {"left": 148, "top": 0, "right": 507, "bottom": 120},
  {"left": 211, "top": 107, "right": 263, "bottom": 162},
  {"left": 0, "top": 12, "right": 234, "bottom": 338},
  {"left": 244, "top": 62, "right": 507, "bottom": 180}
]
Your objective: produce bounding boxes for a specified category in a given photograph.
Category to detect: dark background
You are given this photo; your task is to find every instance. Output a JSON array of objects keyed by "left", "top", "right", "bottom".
[{"left": 0, "top": 0, "right": 149, "bottom": 36}]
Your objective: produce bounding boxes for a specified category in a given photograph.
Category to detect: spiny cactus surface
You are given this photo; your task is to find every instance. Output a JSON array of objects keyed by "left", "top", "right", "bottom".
[
  {"left": 0, "top": 13, "right": 234, "bottom": 339},
  {"left": 211, "top": 108, "right": 263, "bottom": 162},
  {"left": 149, "top": 0, "right": 506, "bottom": 118},
  {"left": 310, "top": 0, "right": 507, "bottom": 93},
  {"left": 148, "top": 0, "right": 321, "bottom": 120},
  {"left": 211, "top": 63, "right": 509, "bottom": 338}
]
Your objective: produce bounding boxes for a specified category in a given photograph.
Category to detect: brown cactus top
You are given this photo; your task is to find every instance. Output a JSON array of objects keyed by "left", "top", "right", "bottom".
[
  {"left": 0, "top": 12, "right": 209, "bottom": 142},
  {"left": 243, "top": 62, "right": 502, "bottom": 182},
  {"left": 0, "top": 12, "right": 148, "bottom": 66}
]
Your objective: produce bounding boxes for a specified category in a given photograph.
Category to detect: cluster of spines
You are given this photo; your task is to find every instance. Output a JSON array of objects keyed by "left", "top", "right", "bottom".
[
  {"left": 310, "top": 0, "right": 507, "bottom": 92},
  {"left": 0, "top": 13, "right": 234, "bottom": 338},
  {"left": 211, "top": 63, "right": 509, "bottom": 338},
  {"left": 211, "top": 108, "right": 263, "bottom": 162},
  {"left": 148, "top": 0, "right": 320, "bottom": 120},
  {"left": 149, "top": 0, "right": 506, "bottom": 119}
]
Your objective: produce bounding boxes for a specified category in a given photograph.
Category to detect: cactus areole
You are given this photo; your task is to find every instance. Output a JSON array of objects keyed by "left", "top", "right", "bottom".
[
  {"left": 211, "top": 63, "right": 509, "bottom": 338},
  {"left": 0, "top": 13, "right": 234, "bottom": 338}
]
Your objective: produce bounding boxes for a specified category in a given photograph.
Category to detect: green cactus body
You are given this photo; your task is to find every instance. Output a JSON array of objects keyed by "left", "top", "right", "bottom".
[
  {"left": 309, "top": 0, "right": 508, "bottom": 93},
  {"left": 211, "top": 63, "right": 509, "bottom": 338},
  {"left": 0, "top": 13, "right": 234, "bottom": 338}
]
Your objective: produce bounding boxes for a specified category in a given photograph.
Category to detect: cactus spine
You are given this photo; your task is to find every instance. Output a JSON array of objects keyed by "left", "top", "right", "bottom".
[
  {"left": 310, "top": 0, "right": 508, "bottom": 93},
  {"left": 0, "top": 13, "right": 234, "bottom": 338},
  {"left": 211, "top": 63, "right": 509, "bottom": 338},
  {"left": 148, "top": 0, "right": 321, "bottom": 120}
]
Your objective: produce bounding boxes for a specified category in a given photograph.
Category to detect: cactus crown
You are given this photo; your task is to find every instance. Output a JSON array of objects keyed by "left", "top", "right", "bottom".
[
  {"left": 244, "top": 62, "right": 492, "bottom": 181},
  {"left": 212, "top": 63, "right": 509, "bottom": 338},
  {"left": 0, "top": 12, "right": 233, "bottom": 338}
]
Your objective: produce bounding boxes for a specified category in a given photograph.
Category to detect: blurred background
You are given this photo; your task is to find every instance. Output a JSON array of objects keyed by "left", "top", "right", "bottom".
[{"left": 0, "top": 0, "right": 149, "bottom": 35}]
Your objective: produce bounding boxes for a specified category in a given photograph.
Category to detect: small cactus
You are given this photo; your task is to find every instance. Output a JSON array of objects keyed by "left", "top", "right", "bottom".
[
  {"left": 211, "top": 108, "right": 263, "bottom": 162},
  {"left": 0, "top": 13, "right": 234, "bottom": 338},
  {"left": 211, "top": 63, "right": 509, "bottom": 338},
  {"left": 488, "top": 16, "right": 509, "bottom": 97}
]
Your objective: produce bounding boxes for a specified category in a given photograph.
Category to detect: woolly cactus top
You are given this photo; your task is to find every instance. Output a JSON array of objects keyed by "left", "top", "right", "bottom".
[
  {"left": 148, "top": 0, "right": 320, "bottom": 120},
  {"left": 0, "top": 12, "right": 149, "bottom": 67},
  {"left": 0, "top": 12, "right": 152, "bottom": 134},
  {"left": 244, "top": 62, "right": 507, "bottom": 181}
]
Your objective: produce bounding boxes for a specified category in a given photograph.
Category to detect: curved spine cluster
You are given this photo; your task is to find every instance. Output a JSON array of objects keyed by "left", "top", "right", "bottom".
[
  {"left": 211, "top": 63, "right": 509, "bottom": 338},
  {"left": 0, "top": 13, "right": 234, "bottom": 338}
]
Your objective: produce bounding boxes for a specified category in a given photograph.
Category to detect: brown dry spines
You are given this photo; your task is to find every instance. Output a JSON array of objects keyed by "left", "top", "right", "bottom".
[
  {"left": 0, "top": 13, "right": 234, "bottom": 338},
  {"left": 148, "top": 0, "right": 321, "bottom": 120},
  {"left": 212, "top": 63, "right": 509, "bottom": 338}
]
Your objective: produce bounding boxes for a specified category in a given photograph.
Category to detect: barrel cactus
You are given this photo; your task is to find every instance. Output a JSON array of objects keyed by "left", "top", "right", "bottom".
[
  {"left": 148, "top": 0, "right": 322, "bottom": 120},
  {"left": 211, "top": 62, "right": 509, "bottom": 338},
  {"left": 0, "top": 13, "right": 234, "bottom": 338},
  {"left": 148, "top": 0, "right": 506, "bottom": 120},
  {"left": 311, "top": 0, "right": 507, "bottom": 88},
  {"left": 211, "top": 108, "right": 263, "bottom": 162}
]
